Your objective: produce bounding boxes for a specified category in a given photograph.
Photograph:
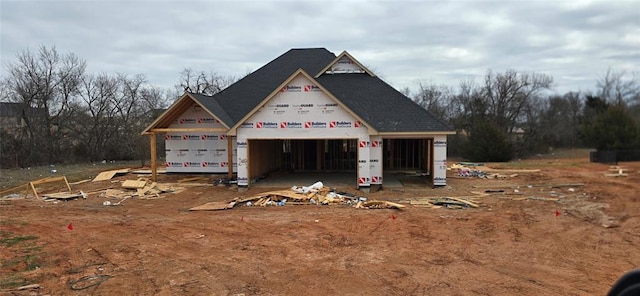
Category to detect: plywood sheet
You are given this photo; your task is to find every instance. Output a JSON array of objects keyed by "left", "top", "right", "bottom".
[
  {"left": 122, "top": 180, "right": 147, "bottom": 189},
  {"left": 92, "top": 169, "right": 130, "bottom": 182},
  {"left": 93, "top": 171, "right": 118, "bottom": 182}
]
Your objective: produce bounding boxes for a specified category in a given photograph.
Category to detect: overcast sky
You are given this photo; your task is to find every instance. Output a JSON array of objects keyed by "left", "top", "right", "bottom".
[{"left": 1, "top": 0, "right": 639, "bottom": 96}]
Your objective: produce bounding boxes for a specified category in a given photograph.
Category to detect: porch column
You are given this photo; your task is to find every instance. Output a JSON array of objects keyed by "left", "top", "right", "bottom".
[
  {"left": 369, "top": 135, "right": 383, "bottom": 191},
  {"left": 150, "top": 132, "right": 157, "bottom": 182},
  {"left": 227, "top": 136, "right": 233, "bottom": 179},
  {"left": 433, "top": 135, "right": 447, "bottom": 187},
  {"left": 357, "top": 136, "right": 371, "bottom": 192},
  {"left": 236, "top": 137, "right": 249, "bottom": 188}
]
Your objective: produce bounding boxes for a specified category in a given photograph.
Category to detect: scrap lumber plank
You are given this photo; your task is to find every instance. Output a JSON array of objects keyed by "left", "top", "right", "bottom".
[
  {"left": 410, "top": 200, "right": 435, "bottom": 205},
  {"left": 177, "top": 176, "right": 209, "bottom": 183},
  {"left": 242, "top": 190, "right": 308, "bottom": 201},
  {"left": 444, "top": 197, "right": 479, "bottom": 208},
  {"left": 0, "top": 184, "right": 29, "bottom": 196},
  {"left": 105, "top": 189, "right": 130, "bottom": 198},
  {"left": 384, "top": 201, "right": 407, "bottom": 209},
  {"left": 159, "top": 182, "right": 212, "bottom": 187},
  {"left": 136, "top": 182, "right": 157, "bottom": 196},
  {"left": 605, "top": 173, "right": 628, "bottom": 177},
  {"left": 69, "top": 179, "right": 91, "bottom": 185},
  {"left": 361, "top": 200, "right": 406, "bottom": 209},
  {"left": 42, "top": 192, "right": 83, "bottom": 200},
  {"left": 121, "top": 179, "right": 147, "bottom": 189},
  {"left": 189, "top": 201, "right": 236, "bottom": 211},
  {"left": 131, "top": 169, "right": 167, "bottom": 174}
]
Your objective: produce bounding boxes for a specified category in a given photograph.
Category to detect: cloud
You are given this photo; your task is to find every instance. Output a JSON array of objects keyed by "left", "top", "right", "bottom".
[{"left": 1, "top": 0, "right": 638, "bottom": 95}]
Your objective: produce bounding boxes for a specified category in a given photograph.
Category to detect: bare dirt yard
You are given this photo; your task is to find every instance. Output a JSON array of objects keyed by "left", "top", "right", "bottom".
[{"left": 1, "top": 153, "right": 639, "bottom": 295}]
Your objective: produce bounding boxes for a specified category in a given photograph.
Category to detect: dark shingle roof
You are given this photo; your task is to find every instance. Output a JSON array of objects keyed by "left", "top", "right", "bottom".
[
  {"left": 188, "top": 92, "right": 234, "bottom": 127},
  {"left": 187, "top": 48, "right": 452, "bottom": 133},
  {"left": 213, "top": 48, "right": 337, "bottom": 124},
  {"left": 316, "top": 73, "right": 453, "bottom": 132}
]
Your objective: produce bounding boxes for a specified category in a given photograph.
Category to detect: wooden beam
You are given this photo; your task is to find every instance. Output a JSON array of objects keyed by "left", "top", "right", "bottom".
[
  {"left": 150, "top": 132, "right": 157, "bottom": 182},
  {"left": 227, "top": 136, "right": 233, "bottom": 179},
  {"left": 150, "top": 128, "right": 228, "bottom": 133}
]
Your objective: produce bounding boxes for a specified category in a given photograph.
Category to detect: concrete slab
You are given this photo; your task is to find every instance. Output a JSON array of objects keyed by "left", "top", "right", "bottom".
[{"left": 250, "top": 171, "right": 430, "bottom": 189}]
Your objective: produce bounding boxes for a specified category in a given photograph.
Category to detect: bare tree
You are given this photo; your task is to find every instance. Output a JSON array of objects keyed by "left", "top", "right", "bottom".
[
  {"left": 412, "top": 82, "right": 454, "bottom": 121},
  {"left": 67, "top": 73, "right": 120, "bottom": 161},
  {"left": 2, "top": 46, "right": 86, "bottom": 165},
  {"left": 175, "top": 68, "right": 237, "bottom": 95},
  {"left": 482, "top": 69, "right": 553, "bottom": 134},
  {"left": 597, "top": 68, "right": 640, "bottom": 105}
]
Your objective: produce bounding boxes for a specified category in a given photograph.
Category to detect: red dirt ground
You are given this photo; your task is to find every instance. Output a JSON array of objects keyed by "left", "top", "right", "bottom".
[{"left": 1, "top": 156, "right": 639, "bottom": 295}]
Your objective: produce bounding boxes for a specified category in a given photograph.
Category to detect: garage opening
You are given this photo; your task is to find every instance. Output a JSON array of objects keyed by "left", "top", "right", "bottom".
[
  {"left": 284, "top": 139, "right": 357, "bottom": 171},
  {"left": 384, "top": 139, "right": 431, "bottom": 172},
  {"left": 248, "top": 139, "right": 358, "bottom": 176}
]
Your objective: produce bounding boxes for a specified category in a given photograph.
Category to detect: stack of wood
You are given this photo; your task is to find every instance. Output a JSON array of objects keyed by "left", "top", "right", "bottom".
[{"left": 103, "top": 178, "right": 186, "bottom": 200}]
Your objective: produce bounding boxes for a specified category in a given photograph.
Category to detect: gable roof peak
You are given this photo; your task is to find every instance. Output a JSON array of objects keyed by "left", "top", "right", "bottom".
[{"left": 315, "top": 51, "right": 375, "bottom": 77}]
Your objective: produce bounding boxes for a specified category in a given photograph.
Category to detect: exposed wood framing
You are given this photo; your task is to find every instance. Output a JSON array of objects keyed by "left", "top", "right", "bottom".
[
  {"left": 150, "top": 128, "right": 228, "bottom": 133},
  {"left": 428, "top": 138, "right": 434, "bottom": 184},
  {"left": 150, "top": 132, "right": 157, "bottom": 182},
  {"left": 249, "top": 140, "right": 282, "bottom": 179},
  {"left": 29, "top": 176, "right": 72, "bottom": 199}
]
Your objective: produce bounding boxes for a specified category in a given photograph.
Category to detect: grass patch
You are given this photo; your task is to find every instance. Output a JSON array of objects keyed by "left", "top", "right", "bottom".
[
  {"left": 0, "top": 233, "right": 38, "bottom": 247},
  {"left": 0, "top": 219, "right": 28, "bottom": 226},
  {"left": 0, "top": 230, "right": 44, "bottom": 289},
  {"left": 0, "top": 275, "right": 34, "bottom": 289},
  {"left": 0, "top": 160, "right": 143, "bottom": 190}
]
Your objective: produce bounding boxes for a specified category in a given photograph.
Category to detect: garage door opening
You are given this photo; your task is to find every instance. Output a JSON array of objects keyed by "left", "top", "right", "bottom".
[
  {"left": 284, "top": 139, "right": 357, "bottom": 171},
  {"left": 247, "top": 139, "right": 358, "bottom": 186}
]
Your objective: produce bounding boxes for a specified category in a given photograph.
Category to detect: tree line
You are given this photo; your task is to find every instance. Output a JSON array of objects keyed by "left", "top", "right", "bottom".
[
  {"left": 0, "top": 46, "right": 238, "bottom": 168},
  {"left": 405, "top": 69, "right": 640, "bottom": 161},
  {"left": 1, "top": 46, "right": 638, "bottom": 168}
]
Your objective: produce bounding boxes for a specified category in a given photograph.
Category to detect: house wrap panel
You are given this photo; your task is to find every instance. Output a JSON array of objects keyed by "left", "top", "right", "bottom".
[
  {"left": 165, "top": 106, "right": 236, "bottom": 173},
  {"left": 237, "top": 75, "right": 368, "bottom": 140}
]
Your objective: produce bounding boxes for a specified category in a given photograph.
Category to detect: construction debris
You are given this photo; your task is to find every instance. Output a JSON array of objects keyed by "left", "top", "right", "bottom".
[
  {"left": 605, "top": 166, "right": 629, "bottom": 177},
  {"left": 42, "top": 191, "right": 87, "bottom": 201},
  {"left": 188, "top": 182, "right": 405, "bottom": 211},
  {"left": 29, "top": 176, "right": 73, "bottom": 199},
  {"left": 449, "top": 163, "right": 529, "bottom": 179},
  {"left": 409, "top": 196, "right": 479, "bottom": 209},
  {"left": 101, "top": 180, "right": 185, "bottom": 203}
]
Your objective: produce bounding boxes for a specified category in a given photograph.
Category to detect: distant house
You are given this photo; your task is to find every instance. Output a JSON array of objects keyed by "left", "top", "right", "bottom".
[
  {"left": 0, "top": 102, "right": 44, "bottom": 134},
  {"left": 143, "top": 48, "right": 454, "bottom": 189}
]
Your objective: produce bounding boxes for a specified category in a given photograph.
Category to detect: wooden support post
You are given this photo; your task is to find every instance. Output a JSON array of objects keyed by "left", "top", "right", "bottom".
[
  {"left": 150, "top": 132, "right": 157, "bottom": 182},
  {"left": 227, "top": 136, "right": 233, "bottom": 179},
  {"left": 429, "top": 138, "right": 434, "bottom": 185},
  {"left": 426, "top": 138, "right": 431, "bottom": 175}
]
